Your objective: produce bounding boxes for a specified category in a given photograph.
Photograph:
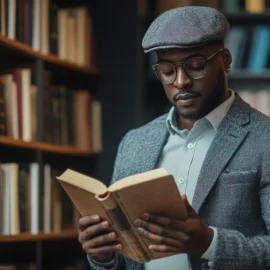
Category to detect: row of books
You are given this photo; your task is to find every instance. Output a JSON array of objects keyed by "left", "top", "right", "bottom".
[
  {"left": 0, "top": 263, "right": 86, "bottom": 270},
  {"left": 0, "top": 0, "right": 93, "bottom": 67},
  {"left": 0, "top": 264, "right": 36, "bottom": 270},
  {"left": 238, "top": 89, "right": 270, "bottom": 117},
  {"left": 0, "top": 69, "right": 102, "bottom": 152},
  {"left": 0, "top": 163, "right": 79, "bottom": 235},
  {"left": 155, "top": 0, "right": 267, "bottom": 14},
  {"left": 225, "top": 25, "right": 270, "bottom": 72}
]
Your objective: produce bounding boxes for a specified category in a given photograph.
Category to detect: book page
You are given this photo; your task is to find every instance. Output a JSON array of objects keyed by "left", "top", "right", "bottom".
[
  {"left": 57, "top": 169, "right": 107, "bottom": 195},
  {"left": 108, "top": 168, "right": 169, "bottom": 192}
]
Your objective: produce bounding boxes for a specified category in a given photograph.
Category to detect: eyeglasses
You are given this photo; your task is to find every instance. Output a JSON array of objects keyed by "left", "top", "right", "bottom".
[{"left": 152, "top": 49, "right": 223, "bottom": 84}]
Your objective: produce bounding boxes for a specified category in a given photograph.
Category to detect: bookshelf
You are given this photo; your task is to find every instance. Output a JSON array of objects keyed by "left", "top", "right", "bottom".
[
  {"left": 0, "top": 0, "right": 102, "bottom": 269},
  {"left": 225, "top": 11, "right": 270, "bottom": 22},
  {"left": 0, "top": 231, "right": 77, "bottom": 242},
  {"left": 0, "top": 33, "right": 100, "bottom": 75},
  {"left": 0, "top": 136, "right": 95, "bottom": 156}
]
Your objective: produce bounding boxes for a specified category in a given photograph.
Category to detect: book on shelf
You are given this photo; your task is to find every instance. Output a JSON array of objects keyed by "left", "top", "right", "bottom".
[
  {"left": 247, "top": 25, "right": 270, "bottom": 73},
  {"left": 0, "top": 263, "right": 37, "bottom": 270},
  {"left": 238, "top": 89, "right": 270, "bottom": 117},
  {"left": 56, "top": 167, "right": 187, "bottom": 263},
  {"left": 222, "top": 0, "right": 240, "bottom": 13},
  {"left": 0, "top": 0, "right": 94, "bottom": 67},
  {"left": 245, "top": 0, "right": 265, "bottom": 13},
  {"left": 0, "top": 266, "right": 16, "bottom": 270},
  {"left": 224, "top": 24, "right": 270, "bottom": 72},
  {"left": 0, "top": 68, "right": 102, "bottom": 151},
  {"left": 224, "top": 26, "right": 249, "bottom": 70},
  {"left": 0, "top": 163, "right": 77, "bottom": 236}
]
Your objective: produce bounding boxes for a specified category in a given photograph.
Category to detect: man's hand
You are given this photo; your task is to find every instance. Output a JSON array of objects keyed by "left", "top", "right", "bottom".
[
  {"left": 134, "top": 195, "right": 213, "bottom": 255},
  {"left": 78, "top": 215, "right": 122, "bottom": 263}
]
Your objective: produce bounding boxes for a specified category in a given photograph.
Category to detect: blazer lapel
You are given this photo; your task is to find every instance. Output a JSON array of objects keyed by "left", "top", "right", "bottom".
[
  {"left": 136, "top": 115, "right": 169, "bottom": 173},
  {"left": 192, "top": 95, "right": 251, "bottom": 212}
]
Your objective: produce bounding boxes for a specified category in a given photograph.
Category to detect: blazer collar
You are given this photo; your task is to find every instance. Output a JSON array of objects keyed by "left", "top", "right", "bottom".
[{"left": 226, "top": 93, "right": 250, "bottom": 126}]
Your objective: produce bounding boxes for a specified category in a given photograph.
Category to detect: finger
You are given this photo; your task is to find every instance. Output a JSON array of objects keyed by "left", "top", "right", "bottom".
[
  {"left": 142, "top": 213, "right": 172, "bottom": 226},
  {"left": 79, "top": 221, "right": 111, "bottom": 242},
  {"left": 171, "top": 219, "right": 189, "bottom": 232},
  {"left": 142, "top": 213, "right": 188, "bottom": 231},
  {"left": 182, "top": 195, "right": 198, "bottom": 217},
  {"left": 87, "top": 232, "right": 118, "bottom": 248},
  {"left": 137, "top": 227, "right": 183, "bottom": 249},
  {"left": 135, "top": 219, "right": 189, "bottom": 241},
  {"left": 85, "top": 243, "right": 122, "bottom": 257},
  {"left": 78, "top": 215, "right": 101, "bottom": 231},
  {"left": 148, "top": 244, "right": 180, "bottom": 253}
]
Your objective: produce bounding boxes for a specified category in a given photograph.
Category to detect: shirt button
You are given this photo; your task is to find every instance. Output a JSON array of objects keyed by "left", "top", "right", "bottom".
[
  {"left": 187, "top": 143, "right": 194, "bottom": 149},
  {"left": 178, "top": 177, "right": 185, "bottom": 184}
]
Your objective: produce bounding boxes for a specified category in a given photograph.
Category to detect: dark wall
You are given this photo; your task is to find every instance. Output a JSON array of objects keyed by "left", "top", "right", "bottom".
[{"left": 91, "top": 0, "right": 144, "bottom": 184}]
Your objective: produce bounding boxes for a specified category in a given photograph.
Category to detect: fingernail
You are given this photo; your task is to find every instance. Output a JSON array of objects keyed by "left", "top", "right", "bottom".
[
  {"left": 149, "top": 245, "right": 155, "bottom": 250},
  {"left": 92, "top": 215, "right": 100, "bottom": 221},
  {"left": 143, "top": 213, "right": 149, "bottom": 220},
  {"left": 102, "top": 221, "right": 109, "bottom": 228},
  {"left": 134, "top": 219, "right": 141, "bottom": 226},
  {"left": 109, "top": 232, "right": 115, "bottom": 239},
  {"left": 137, "top": 227, "right": 143, "bottom": 234},
  {"left": 116, "top": 244, "right": 122, "bottom": 250}
]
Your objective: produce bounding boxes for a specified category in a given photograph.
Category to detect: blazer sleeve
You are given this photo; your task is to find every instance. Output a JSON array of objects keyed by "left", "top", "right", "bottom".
[
  {"left": 87, "top": 253, "right": 126, "bottom": 270},
  {"left": 210, "top": 143, "right": 270, "bottom": 270}
]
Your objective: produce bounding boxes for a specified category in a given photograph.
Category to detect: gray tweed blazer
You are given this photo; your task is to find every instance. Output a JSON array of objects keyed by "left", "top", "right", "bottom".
[{"left": 89, "top": 94, "right": 270, "bottom": 270}]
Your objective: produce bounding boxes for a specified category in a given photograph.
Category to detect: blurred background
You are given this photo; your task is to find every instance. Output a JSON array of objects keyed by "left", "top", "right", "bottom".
[{"left": 0, "top": 0, "right": 269, "bottom": 269}]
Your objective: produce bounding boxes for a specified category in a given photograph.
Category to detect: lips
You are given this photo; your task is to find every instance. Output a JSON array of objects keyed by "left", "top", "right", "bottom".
[
  {"left": 175, "top": 93, "right": 198, "bottom": 101},
  {"left": 175, "top": 93, "right": 200, "bottom": 107}
]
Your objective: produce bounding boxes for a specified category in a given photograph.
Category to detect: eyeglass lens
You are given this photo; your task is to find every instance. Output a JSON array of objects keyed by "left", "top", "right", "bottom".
[{"left": 156, "top": 58, "right": 206, "bottom": 82}]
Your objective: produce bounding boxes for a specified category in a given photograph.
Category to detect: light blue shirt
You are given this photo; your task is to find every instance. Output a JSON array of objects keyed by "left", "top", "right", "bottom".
[{"left": 144, "top": 90, "right": 235, "bottom": 270}]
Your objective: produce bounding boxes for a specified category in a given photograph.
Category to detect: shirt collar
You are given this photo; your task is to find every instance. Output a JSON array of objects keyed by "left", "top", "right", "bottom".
[
  {"left": 205, "top": 89, "right": 235, "bottom": 131},
  {"left": 166, "top": 89, "right": 235, "bottom": 135}
]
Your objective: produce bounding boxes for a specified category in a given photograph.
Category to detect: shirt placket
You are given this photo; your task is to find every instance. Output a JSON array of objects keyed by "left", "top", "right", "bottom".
[{"left": 176, "top": 140, "right": 195, "bottom": 197}]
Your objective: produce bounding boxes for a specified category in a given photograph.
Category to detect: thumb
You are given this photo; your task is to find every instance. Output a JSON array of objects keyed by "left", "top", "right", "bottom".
[{"left": 182, "top": 194, "right": 197, "bottom": 217}]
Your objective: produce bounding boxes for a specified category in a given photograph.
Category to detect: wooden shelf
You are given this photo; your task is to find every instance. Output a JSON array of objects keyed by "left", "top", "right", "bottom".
[
  {"left": 0, "top": 34, "right": 100, "bottom": 75},
  {"left": 225, "top": 11, "right": 270, "bottom": 23},
  {"left": 0, "top": 231, "right": 78, "bottom": 242},
  {"left": 228, "top": 70, "right": 270, "bottom": 80},
  {"left": 0, "top": 136, "right": 94, "bottom": 156},
  {"left": 147, "top": 70, "right": 270, "bottom": 82},
  {"left": 148, "top": 11, "right": 270, "bottom": 25}
]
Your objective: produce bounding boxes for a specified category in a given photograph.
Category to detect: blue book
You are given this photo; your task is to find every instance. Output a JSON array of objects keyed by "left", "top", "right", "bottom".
[
  {"left": 222, "top": 0, "right": 240, "bottom": 13},
  {"left": 225, "top": 26, "right": 248, "bottom": 70},
  {"left": 247, "top": 25, "right": 270, "bottom": 73}
]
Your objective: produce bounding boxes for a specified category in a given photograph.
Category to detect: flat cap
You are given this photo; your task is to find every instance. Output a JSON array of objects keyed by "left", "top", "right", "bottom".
[{"left": 142, "top": 6, "right": 230, "bottom": 53}]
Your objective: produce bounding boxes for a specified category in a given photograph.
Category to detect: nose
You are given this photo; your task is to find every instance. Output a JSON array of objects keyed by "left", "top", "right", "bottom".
[{"left": 173, "top": 66, "right": 192, "bottom": 89}]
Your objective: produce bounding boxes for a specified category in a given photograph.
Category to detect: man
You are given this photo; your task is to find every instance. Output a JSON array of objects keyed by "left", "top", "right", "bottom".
[{"left": 78, "top": 6, "right": 270, "bottom": 270}]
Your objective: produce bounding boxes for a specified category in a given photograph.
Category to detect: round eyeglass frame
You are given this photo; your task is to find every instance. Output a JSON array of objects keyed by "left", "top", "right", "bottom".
[{"left": 152, "top": 48, "right": 224, "bottom": 84}]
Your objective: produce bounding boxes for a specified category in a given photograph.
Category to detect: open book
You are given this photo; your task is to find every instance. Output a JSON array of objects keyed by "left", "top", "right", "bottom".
[{"left": 56, "top": 168, "right": 187, "bottom": 263}]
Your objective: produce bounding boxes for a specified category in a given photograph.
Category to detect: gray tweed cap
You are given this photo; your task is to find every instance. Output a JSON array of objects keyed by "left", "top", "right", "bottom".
[{"left": 142, "top": 6, "right": 230, "bottom": 53}]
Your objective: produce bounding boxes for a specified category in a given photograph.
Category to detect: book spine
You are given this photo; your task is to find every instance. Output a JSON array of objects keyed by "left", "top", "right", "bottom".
[{"left": 100, "top": 193, "right": 151, "bottom": 263}]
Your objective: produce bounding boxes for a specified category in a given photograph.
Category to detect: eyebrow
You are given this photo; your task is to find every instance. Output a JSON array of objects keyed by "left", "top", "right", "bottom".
[{"left": 158, "top": 53, "right": 206, "bottom": 63}]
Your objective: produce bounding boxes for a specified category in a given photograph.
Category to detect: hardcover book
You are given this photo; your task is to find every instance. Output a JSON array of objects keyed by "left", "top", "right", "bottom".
[{"left": 56, "top": 168, "right": 187, "bottom": 263}]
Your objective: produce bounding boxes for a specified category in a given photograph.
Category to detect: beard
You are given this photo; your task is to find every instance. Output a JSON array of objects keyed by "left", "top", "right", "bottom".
[{"left": 173, "top": 68, "right": 227, "bottom": 120}]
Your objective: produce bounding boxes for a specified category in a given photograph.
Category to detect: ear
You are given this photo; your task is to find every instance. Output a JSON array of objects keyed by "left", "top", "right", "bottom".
[{"left": 222, "top": 48, "right": 232, "bottom": 71}]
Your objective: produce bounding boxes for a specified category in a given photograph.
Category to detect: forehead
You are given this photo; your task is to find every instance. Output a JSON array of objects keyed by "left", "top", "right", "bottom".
[{"left": 156, "top": 44, "right": 218, "bottom": 61}]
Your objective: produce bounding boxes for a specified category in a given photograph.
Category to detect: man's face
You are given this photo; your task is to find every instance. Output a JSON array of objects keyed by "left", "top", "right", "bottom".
[{"left": 156, "top": 44, "right": 230, "bottom": 120}]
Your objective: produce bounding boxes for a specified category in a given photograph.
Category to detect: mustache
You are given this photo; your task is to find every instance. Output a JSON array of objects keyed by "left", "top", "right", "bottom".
[{"left": 173, "top": 90, "right": 201, "bottom": 102}]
